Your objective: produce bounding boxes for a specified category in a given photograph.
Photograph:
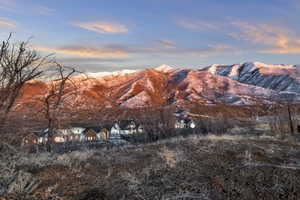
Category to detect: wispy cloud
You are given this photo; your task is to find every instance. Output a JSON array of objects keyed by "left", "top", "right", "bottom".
[
  {"left": 34, "top": 5, "right": 55, "bottom": 15},
  {"left": 178, "top": 17, "right": 300, "bottom": 54},
  {"left": 159, "top": 44, "right": 234, "bottom": 56},
  {"left": 33, "top": 41, "right": 233, "bottom": 59},
  {"left": 0, "top": 17, "right": 16, "bottom": 27},
  {"left": 177, "top": 18, "right": 221, "bottom": 31},
  {"left": 229, "top": 21, "right": 300, "bottom": 54},
  {"left": 73, "top": 20, "right": 128, "bottom": 34},
  {"left": 33, "top": 44, "right": 130, "bottom": 57},
  {"left": 135, "top": 43, "right": 234, "bottom": 57},
  {"left": 56, "top": 57, "right": 129, "bottom": 71},
  {"left": 58, "top": 57, "right": 128, "bottom": 64}
]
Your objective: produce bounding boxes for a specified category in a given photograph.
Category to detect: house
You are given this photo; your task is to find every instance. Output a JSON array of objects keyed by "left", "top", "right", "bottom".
[
  {"left": 51, "top": 129, "right": 69, "bottom": 143},
  {"left": 45, "top": 126, "right": 85, "bottom": 143},
  {"left": 22, "top": 129, "right": 49, "bottom": 145},
  {"left": 83, "top": 128, "right": 98, "bottom": 142},
  {"left": 22, "top": 133, "right": 38, "bottom": 145},
  {"left": 188, "top": 120, "right": 196, "bottom": 129},
  {"left": 83, "top": 124, "right": 114, "bottom": 141},
  {"left": 109, "top": 120, "right": 143, "bottom": 139},
  {"left": 175, "top": 119, "right": 185, "bottom": 129},
  {"left": 70, "top": 127, "right": 86, "bottom": 138},
  {"left": 110, "top": 122, "right": 122, "bottom": 139},
  {"left": 98, "top": 125, "right": 112, "bottom": 140},
  {"left": 37, "top": 131, "right": 49, "bottom": 144},
  {"left": 175, "top": 119, "right": 196, "bottom": 129},
  {"left": 64, "top": 127, "right": 86, "bottom": 142},
  {"left": 119, "top": 120, "right": 137, "bottom": 134},
  {"left": 51, "top": 132, "right": 66, "bottom": 143}
]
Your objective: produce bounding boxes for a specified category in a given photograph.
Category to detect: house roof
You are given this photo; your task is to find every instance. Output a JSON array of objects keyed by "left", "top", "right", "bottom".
[
  {"left": 43, "top": 126, "right": 85, "bottom": 135},
  {"left": 118, "top": 120, "right": 138, "bottom": 129},
  {"left": 84, "top": 126, "right": 102, "bottom": 133},
  {"left": 84, "top": 124, "right": 113, "bottom": 133},
  {"left": 84, "top": 130, "right": 97, "bottom": 137}
]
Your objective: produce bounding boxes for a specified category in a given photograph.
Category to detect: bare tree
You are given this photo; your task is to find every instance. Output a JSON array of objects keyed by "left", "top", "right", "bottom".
[
  {"left": 38, "top": 63, "right": 78, "bottom": 144},
  {"left": 0, "top": 34, "right": 81, "bottom": 149},
  {"left": 0, "top": 34, "right": 51, "bottom": 131}
]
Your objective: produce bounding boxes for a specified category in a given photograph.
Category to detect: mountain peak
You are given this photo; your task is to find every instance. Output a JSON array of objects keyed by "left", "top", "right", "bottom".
[{"left": 155, "top": 64, "right": 175, "bottom": 73}]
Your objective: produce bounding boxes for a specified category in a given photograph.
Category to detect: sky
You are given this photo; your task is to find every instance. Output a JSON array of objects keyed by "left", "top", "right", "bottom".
[{"left": 0, "top": 0, "right": 300, "bottom": 72}]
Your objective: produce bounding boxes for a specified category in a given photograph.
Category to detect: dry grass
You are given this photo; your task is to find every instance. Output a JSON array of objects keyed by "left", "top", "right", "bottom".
[{"left": 1, "top": 134, "right": 300, "bottom": 199}]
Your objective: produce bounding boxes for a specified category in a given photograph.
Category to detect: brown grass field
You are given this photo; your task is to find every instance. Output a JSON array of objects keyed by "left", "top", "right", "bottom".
[{"left": 1, "top": 134, "right": 300, "bottom": 200}]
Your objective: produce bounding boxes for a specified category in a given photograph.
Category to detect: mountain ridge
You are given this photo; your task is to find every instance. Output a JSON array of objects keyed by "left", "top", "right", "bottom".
[
  {"left": 17, "top": 62, "right": 300, "bottom": 111},
  {"left": 201, "top": 62, "right": 300, "bottom": 94}
]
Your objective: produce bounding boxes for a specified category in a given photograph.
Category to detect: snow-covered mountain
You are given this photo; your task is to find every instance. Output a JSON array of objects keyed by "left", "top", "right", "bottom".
[
  {"left": 18, "top": 62, "right": 300, "bottom": 110},
  {"left": 201, "top": 62, "right": 300, "bottom": 94}
]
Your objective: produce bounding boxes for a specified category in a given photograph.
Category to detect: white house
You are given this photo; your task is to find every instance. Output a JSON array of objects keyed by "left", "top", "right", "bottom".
[
  {"left": 119, "top": 120, "right": 137, "bottom": 135},
  {"left": 175, "top": 119, "right": 196, "bottom": 129},
  {"left": 44, "top": 127, "right": 86, "bottom": 143},
  {"left": 110, "top": 122, "right": 122, "bottom": 139},
  {"left": 109, "top": 120, "right": 143, "bottom": 139}
]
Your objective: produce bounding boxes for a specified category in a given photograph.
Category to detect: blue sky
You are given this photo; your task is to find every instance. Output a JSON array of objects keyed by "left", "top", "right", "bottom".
[{"left": 0, "top": 0, "right": 300, "bottom": 72}]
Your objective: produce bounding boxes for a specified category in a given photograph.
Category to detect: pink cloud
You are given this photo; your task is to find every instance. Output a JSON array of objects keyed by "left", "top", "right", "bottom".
[
  {"left": 73, "top": 20, "right": 128, "bottom": 34},
  {"left": 33, "top": 44, "right": 130, "bottom": 57},
  {"left": 0, "top": 17, "right": 16, "bottom": 27}
]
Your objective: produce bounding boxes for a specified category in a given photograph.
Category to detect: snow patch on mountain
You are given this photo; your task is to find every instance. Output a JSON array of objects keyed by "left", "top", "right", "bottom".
[
  {"left": 155, "top": 64, "right": 175, "bottom": 73},
  {"left": 228, "top": 64, "right": 241, "bottom": 80},
  {"left": 251, "top": 62, "right": 295, "bottom": 69},
  {"left": 207, "top": 64, "right": 227, "bottom": 75},
  {"left": 86, "top": 69, "right": 137, "bottom": 78},
  {"left": 202, "top": 62, "right": 300, "bottom": 94},
  {"left": 121, "top": 91, "right": 151, "bottom": 108}
]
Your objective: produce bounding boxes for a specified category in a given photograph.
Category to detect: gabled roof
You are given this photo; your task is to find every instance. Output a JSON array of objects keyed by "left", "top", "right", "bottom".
[
  {"left": 84, "top": 124, "right": 114, "bottom": 133},
  {"left": 84, "top": 129, "right": 98, "bottom": 137},
  {"left": 84, "top": 126, "right": 102, "bottom": 133},
  {"left": 118, "top": 120, "right": 138, "bottom": 129}
]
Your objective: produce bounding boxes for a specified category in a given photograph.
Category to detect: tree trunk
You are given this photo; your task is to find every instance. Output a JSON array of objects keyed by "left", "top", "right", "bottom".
[{"left": 287, "top": 104, "right": 294, "bottom": 136}]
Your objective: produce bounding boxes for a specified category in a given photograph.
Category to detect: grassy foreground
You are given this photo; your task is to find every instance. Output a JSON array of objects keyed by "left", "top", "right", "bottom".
[{"left": 1, "top": 135, "right": 300, "bottom": 200}]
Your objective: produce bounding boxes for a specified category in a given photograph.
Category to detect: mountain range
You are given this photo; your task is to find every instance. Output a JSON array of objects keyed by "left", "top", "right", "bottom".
[{"left": 19, "top": 62, "right": 300, "bottom": 110}]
